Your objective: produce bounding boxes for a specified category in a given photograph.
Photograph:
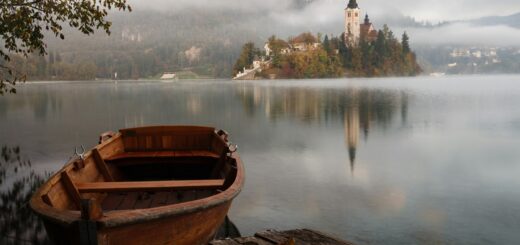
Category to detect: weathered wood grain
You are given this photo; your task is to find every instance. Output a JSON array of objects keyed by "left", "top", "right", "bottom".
[
  {"left": 77, "top": 179, "right": 224, "bottom": 193},
  {"left": 210, "top": 229, "right": 355, "bottom": 245}
]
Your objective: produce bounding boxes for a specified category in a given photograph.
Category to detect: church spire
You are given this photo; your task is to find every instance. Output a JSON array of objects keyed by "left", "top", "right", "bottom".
[
  {"left": 364, "top": 14, "right": 370, "bottom": 24},
  {"left": 347, "top": 0, "right": 358, "bottom": 9}
]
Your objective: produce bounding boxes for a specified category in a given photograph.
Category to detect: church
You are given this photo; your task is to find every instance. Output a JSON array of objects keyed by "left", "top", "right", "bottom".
[{"left": 344, "top": 0, "right": 377, "bottom": 46}]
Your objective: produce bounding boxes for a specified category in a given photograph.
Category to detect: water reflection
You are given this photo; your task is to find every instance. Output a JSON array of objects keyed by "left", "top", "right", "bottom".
[
  {"left": 0, "top": 146, "right": 50, "bottom": 244},
  {"left": 236, "top": 84, "right": 408, "bottom": 174}
]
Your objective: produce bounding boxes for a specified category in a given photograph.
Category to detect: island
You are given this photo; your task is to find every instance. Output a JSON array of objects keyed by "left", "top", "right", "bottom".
[{"left": 233, "top": 0, "right": 422, "bottom": 80}]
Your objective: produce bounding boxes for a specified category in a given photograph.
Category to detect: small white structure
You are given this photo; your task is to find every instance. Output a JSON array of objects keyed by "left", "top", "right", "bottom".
[
  {"left": 450, "top": 49, "right": 470, "bottom": 58},
  {"left": 253, "top": 60, "right": 262, "bottom": 70},
  {"left": 160, "top": 72, "right": 177, "bottom": 80},
  {"left": 264, "top": 43, "right": 272, "bottom": 57},
  {"left": 472, "top": 50, "right": 482, "bottom": 58},
  {"left": 293, "top": 43, "right": 307, "bottom": 52},
  {"left": 280, "top": 47, "right": 292, "bottom": 54}
]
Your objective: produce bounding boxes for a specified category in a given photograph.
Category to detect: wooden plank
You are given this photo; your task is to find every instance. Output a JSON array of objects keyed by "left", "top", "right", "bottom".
[
  {"left": 175, "top": 190, "right": 197, "bottom": 204},
  {"left": 145, "top": 136, "right": 153, "bottom": 149},
  {"left": 123, "top": 136, "right": 137, "bottom": 151},
  {"left": 166, "top": 191, "right": 182, "bottom": 205},
  {"left": 77, "top": 179, "right": 225, "bottom": 193},
  {"left": 117, "top": 192, "right": 139, "bottom": 210},
  {"left": 234, "top": 236, "right": 275, "bottom": 245},
  {"left": 133, "top": 192, "right": 154, "bottom": 209},
  {"left": 197, "top": 189, "right": 215, "bottom": 200},
  {"left": 256, "top": 230, "right": 291, "bottom": 244},
  {"left": 209, "top": 239, "right": 241, "bottom": 245},
  {"left": 282, "top": 229, "right": 354, "bottom": 245},
  {"left": 301, "top": 229, "right": 354, "bottom": 245},
  {"left": 211, "top": 151, "right": 229, "bottom": 178},
  {"left": 101, "top": 193, "right": 126, "bottom": 211},
  {"left": 162, "top": 135, "right": 173, "bottom": 149},
  {"left": 137, "top": 136, "right": 147, "bottom": 150},
  {"left": 80, "top": 199, "right": 103, "bottom": 220},
  {"left": 105, "top": 150, "right": 219, "bottom": 161},
  {"left": 41, "top": 193, "right": 54, "bottom": 207},
  {"left": 152, "top": 135, "right": 163, "bottom": 150},
  {"left": 61, "top": 171, "right": 82, "bottom": 209},
  {"left": 149, "top": 191, "right": 170, "bottom": 208},
  {"left": 46, "top": 181, "right": 75, "bottom": 209},
  {"left": 120, "top": 126, "right": 215, "bottom": 137},
  {"left": 92, "top": 148, "right": 114, "bottom": 182},
  {"left": 212, "top": 229, "right": 354, "bottom": 245}
]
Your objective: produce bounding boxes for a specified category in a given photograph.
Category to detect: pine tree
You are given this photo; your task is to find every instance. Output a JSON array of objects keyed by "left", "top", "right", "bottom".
[
  {"left": 233, "top": 42, "right": 257, "bottom": 75},
  {"left": 323, "top": 35, "right": 331, "bottom": 54},
  {"left": 402, "top": 32, "right": 410, "bottom": 54},
  {"left": 374, "top": 30, "right": 386, "bottom": 67}
]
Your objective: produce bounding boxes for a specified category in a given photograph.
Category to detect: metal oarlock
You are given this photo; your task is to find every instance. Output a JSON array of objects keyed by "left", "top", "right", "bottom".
[
  {"left": 228, "top": 143, "right": 238, "bottom": 153},
  {"left": 74, "top": 145, "right": 86, "bottom": 160}
]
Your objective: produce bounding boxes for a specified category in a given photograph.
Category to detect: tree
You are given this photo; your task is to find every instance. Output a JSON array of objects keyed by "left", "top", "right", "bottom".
[
  {"left": 0, "top": 0, "right": 132, "bottom": 95},
  {"left": 374, "top": 30, "right": 386, "bottom": 67},
  {"left": 233, "top": 42, "right": 258, "bottom": 76},
  {"left": 323, "top": 35, "right": 331, "bottom": 54},
  {"left": 402, "top": 32, "right": 410, "bottom": 54}
]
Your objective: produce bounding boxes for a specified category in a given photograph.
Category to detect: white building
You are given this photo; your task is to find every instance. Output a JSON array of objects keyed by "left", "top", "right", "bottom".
[
  {"left": 344, "top": 0, "right": 361, "bottom": 46},
  {"left": 264, "top": 43, "right": 272, "bottom": 57},
  {"left": 472, "top": 50, "right": 482, "bottom": 58},
  {"left": 160, "top": 72, "right": 176, "bottom": 80},
  {"left": 450, "top": 49, "right": 470, "bottom": 58}
]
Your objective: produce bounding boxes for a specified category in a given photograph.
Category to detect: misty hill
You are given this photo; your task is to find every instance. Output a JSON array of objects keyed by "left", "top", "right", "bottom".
[
  {"left": 40, "top": 9, "right": 273, "bottom": 80},
  {"left": 15, "top": 3, "right": 520, "bottom": 81},
  {"left": 466, "top": 12, "right": 520, "bottom": 29},
  {"left": 39, "top": 5, "right": 344, "bottom": 80}
]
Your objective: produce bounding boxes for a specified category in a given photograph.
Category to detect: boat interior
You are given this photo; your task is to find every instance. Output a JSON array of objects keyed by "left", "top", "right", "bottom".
[{"left": 38, "top": 126, "right": 238, "bottom": 215}]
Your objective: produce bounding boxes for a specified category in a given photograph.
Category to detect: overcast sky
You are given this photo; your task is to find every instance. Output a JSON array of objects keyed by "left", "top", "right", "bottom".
[
  {"left": 127, "top": 0, "right": 520, "bottom": 46},
  {"left": 129, "top": 0, "right": 520, "bottom": 22}
]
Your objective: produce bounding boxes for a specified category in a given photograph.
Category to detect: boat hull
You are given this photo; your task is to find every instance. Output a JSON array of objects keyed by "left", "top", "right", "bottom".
[
  {"left": 30, "top": 126, "right": 244, "bottom": 245},
  {"left": 41, "top": 201, "right": 231, "bottom": 245}
]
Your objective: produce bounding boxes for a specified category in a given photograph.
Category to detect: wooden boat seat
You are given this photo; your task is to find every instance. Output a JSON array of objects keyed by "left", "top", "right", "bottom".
[
  {"left": 76, "top": 179, "right": 225, "bottom": 193},
  {"left": 105, "top": 150, "right": 220, "bottom": 161}
]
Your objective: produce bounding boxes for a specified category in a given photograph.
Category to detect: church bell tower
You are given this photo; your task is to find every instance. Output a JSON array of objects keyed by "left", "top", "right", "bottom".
[{"left": 345, "top": 0, "right": 361, "bottom": 46}]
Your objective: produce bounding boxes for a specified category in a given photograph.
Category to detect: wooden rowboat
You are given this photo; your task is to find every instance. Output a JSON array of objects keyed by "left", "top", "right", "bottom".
[{"left": 30, "top": 126, "right": 244, "bottom": 245}]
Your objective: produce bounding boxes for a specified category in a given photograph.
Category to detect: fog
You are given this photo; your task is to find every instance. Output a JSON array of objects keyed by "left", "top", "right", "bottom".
[
  {"left": 401, "top": 24, "right": 520, "bottom": 47},
  {"left": 125, "top": 0, "right": 520, "bottom": 46},
  {"left": 129, "top": 0, "right": 519, "bottom": 22}
]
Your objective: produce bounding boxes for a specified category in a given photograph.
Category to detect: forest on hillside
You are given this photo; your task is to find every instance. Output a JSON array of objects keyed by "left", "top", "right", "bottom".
[{"left": 0, "top": 9, "right": 266, "bottom": 81}]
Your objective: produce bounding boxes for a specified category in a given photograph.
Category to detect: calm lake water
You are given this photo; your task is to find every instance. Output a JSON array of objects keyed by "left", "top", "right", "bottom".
[{"left": 1, "top": 75, "right": 520, "bottom": 244}]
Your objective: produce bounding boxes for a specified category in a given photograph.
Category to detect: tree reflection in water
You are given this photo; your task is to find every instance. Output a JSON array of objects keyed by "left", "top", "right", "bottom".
[
  {"left": 236, "top": 84, "right": 408, "bottom": 174},
  {"left": 0, "top": 146, "right": 50, "bottom": 244}
]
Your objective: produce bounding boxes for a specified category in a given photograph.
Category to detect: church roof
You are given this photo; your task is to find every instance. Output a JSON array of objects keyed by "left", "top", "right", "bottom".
[{"left": 347, "top": 0, "right": 358, "bottom": 9}]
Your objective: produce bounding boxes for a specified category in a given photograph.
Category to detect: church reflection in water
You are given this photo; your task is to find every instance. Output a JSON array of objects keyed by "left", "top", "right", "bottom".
[{"left": 236, "top": 84, "right": 408, "bottom": 174}]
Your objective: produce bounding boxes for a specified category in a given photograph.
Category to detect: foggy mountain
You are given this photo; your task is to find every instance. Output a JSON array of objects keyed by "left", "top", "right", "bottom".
[
  {"left": 38, "top": 1, "right": 519, "bottom": 79},
  {"left": 463, "top": 12, "right": 520, "bottom": 29}
]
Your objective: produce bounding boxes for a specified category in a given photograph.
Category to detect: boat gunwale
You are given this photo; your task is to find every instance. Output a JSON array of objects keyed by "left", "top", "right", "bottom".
[{"left": 29, "top": 125, "right": 245, "bottom": 228}]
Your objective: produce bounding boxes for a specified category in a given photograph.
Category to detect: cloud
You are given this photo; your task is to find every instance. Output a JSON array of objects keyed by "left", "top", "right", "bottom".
[
  {"left": 370, "top": 0, "right": 520, "bottom": 22},
  {"left": 128, "top": 0, "right": 520, "bottom": 22},
  {"left": 124, "top": 0, "right": 520, "bottom": 46},
  {"left": 401, "top": 23, "right": 520, "bottom": 46},
  {"left": 128, "top": 0, "right": 292, "bottom": 13}
]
